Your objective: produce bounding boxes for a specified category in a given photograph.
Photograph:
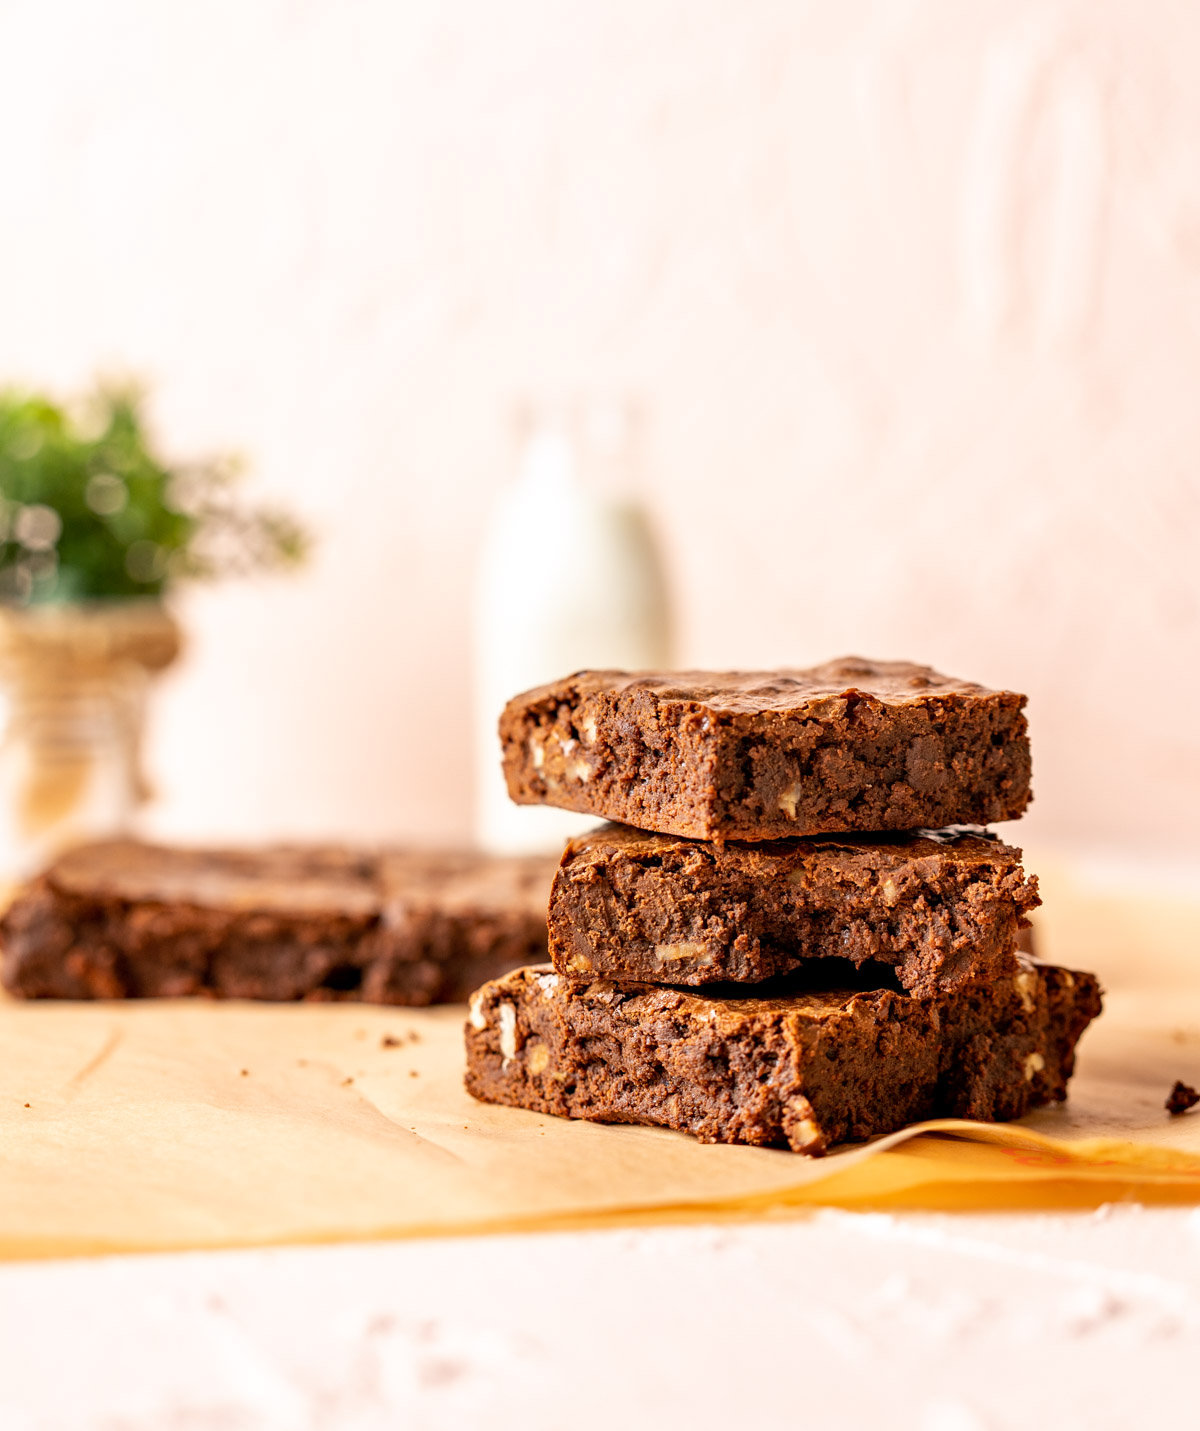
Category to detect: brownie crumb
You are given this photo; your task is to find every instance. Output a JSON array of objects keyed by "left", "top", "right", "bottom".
[
  {"left": 381, "top": 1034, "right": 402, "bottom": 1048},
  {"left": 23, "top": 1102, "right": 30, "bottom": 1108},
  {"left": 240, "top": 1069, "right": 249, "bottom": 1077},
  {"left": 409, "top": 1069, "right": 420, "bottom": 1078},
  {"left": 1166, "top": 1080, "right": 1200, "bottom": 1115}
]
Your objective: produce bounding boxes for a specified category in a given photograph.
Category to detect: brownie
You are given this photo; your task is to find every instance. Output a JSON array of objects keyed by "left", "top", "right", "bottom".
[
  {"left": 500, "top": 657, "right": 1031, "bottom": 841},
  {"left": 0, "top": 840, "right": 557, "bottom": 1005},
  {"left": 465, "top": 961, "right": 1101, "bottom": 1154},
  {"left": 549, "top": 823, "right": 1038, "bottom": 997}
]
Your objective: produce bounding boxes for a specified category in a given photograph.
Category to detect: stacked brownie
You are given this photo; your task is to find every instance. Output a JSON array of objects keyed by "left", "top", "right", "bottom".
[{"left": 465, "top": 657, "right": 1102, "bottom": 1154}]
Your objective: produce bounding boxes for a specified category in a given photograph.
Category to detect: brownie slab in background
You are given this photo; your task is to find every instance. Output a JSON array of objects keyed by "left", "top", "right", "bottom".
[
  {"left": 465, "top": 961, "right": 1101, "bottom": 1155},
  {"left": 500, "top": 657, "right": 1032, "bottom": 841},
  {"left": 1, "top": 841, "right": 557, "bottom": 1005},
  {"left": 550, "top": 823, "right": 1039, "bottom": 997}
]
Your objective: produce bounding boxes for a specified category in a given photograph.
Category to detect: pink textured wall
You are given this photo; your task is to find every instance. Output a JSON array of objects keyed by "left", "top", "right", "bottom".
[{"left": 0, "top": 1, "right": 1196, "bottom": 858}]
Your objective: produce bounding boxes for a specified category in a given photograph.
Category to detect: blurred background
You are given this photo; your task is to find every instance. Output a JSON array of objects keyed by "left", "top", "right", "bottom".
[{"left": 0, "top": 0, "right": 1196, "bottom": 872}]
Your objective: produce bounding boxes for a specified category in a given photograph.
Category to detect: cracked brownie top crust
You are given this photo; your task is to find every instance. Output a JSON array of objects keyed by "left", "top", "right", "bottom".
[{"left": 500, "top": 657, "right": 1032, "bottom": 841}]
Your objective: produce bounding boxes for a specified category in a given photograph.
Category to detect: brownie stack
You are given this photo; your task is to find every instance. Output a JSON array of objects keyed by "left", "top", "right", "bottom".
[{"left": 465, "top": 658, "right": 1102, "bottom": 1154}]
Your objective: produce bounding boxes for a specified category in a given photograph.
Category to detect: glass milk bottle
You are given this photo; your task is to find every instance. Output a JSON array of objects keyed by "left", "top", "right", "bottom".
[{"left": 473, "top": 400, "right": 671, "bottom": 853}]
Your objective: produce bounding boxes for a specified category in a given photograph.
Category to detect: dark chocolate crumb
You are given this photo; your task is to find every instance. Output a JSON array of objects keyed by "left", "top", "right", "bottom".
[
  {"left": 23, "top": 1102, "right": 30, "bottom": 1108},
  {"left": 1166, "top": 1080, "right": 1200, "bottom": 1115},
  {"left": 381, "top": 1035, "right": 402, "bottom": 1048}
]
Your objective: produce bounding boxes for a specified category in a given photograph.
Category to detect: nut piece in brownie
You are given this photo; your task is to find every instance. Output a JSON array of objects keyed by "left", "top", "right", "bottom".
[
  {"left": 1, "top": 840, "right": 557, "bottom": 1005},
  {"left": 465, "top": 961, "right": 1101, "bottom": 1155},
  {"left": 550, "top": 823, "right": 1039, "bottom": 997},
  {"left": 500, "top": 658, "right": 1032, "bottom": 841}
]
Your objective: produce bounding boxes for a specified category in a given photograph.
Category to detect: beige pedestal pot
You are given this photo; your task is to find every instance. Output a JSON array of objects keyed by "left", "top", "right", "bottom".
[{"left": 0, "top": 602, "right": 180, "bottom": 877}]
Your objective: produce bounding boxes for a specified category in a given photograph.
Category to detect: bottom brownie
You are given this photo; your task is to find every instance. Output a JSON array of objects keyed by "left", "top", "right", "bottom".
[{"left": 464, "top": 962, "right": 1101, "bottom": 1154}]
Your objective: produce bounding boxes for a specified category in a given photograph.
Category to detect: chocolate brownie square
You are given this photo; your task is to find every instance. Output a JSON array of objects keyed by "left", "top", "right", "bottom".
[
  {"left": 500, "top": 658, "right": 1031, "bottom": 841},
  {"left": 1, "top": 840, "right": 557, "bottom": 1005},
  {"left": 549, "top": 823, "right": 1038, "bottom": 996},
  {"left": 465, "top": 961, "right": 1100, "bottom": 1154}
]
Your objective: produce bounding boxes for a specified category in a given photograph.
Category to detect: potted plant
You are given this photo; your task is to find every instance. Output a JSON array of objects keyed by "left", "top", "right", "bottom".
[{"left": 0, "top": 384, "right": 307, "bottom": 873}]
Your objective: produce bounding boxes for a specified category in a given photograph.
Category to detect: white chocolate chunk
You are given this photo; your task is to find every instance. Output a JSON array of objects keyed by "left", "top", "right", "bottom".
[
  {"left": 777, "top": 784, "right": 801, "bottom": 819},
  {"left": 1014, "top": 970, "right": 1038, "bottom": 1012},
  {"left": 526, "top": 1042, "right": 550, "bottom": 1075},
  {"left": 568, "top": 758, "right": 591, "bottom": 783},
  {"left": 655, "top": 942, "right": 709, "bottom": 963},
  {"left": 468, "top": 992, "right": 488, "bottom": 1030},
  {"left": 579, "top": 714, "right": 597, "bottom": 745},
  {"left": 1023, "top": 1051, "right": 1045, "bottom": 1081},
  {"left": 498, "top": 1002, "right": 518, "bottom": 1066},
  {"left": 536, "top": 973, "right": 562, "bottom": 995},
  {"left": 529, "top": 737, "right": 545, "bottom": 771},
  {"left": 792, "top": 1118, "right": 824, "bottom": 1153}
]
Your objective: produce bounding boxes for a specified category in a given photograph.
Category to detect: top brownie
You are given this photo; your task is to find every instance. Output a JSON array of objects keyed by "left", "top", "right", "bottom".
[{"left": 500, "top": 657, "right": 1032, "bottom": 841}]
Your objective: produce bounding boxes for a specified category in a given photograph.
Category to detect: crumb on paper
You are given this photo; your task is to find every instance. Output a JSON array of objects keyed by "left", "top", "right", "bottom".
[
  {"left": 381, "top": 1034, "right": 402, "bottom": 1048},
  {"left": 240, "top": 1069, "right": 249, "bottom": 1077},
  {"left": 341, "top": 1077, "right": 354, "bottom": 1087},
  {"left": 23, "top": 1102, "right": 30, "bottom": 1108},
  {"left": 1166, "top": 1080, "right": 1200, "bottom": 1115},
  {"left": 408, "top": 1030, "right": 421, "bottom": 1043},
  {"left": 409, "top": 1069, "right": 419, "bottom": 1078}
]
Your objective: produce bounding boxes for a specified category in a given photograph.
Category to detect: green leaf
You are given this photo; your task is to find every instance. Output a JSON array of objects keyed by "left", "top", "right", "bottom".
[{"left": 0, "top": 382, "right": 309, "bottom": 604}]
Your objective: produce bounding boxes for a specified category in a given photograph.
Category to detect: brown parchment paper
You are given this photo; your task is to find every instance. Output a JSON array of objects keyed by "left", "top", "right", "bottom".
[{"left": 3, "top": 858, "right": 1200, "bottom": 1259}]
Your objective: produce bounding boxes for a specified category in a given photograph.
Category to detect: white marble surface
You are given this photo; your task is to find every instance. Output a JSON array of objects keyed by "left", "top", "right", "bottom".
[{"left": 1, "top": 1208, "right": 1193, "bottom": 1429}]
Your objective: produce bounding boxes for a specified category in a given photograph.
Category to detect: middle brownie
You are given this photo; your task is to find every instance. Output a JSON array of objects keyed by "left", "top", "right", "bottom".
[{"left": 549, "top": 823, "right": 1039, "bottom": 997}]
